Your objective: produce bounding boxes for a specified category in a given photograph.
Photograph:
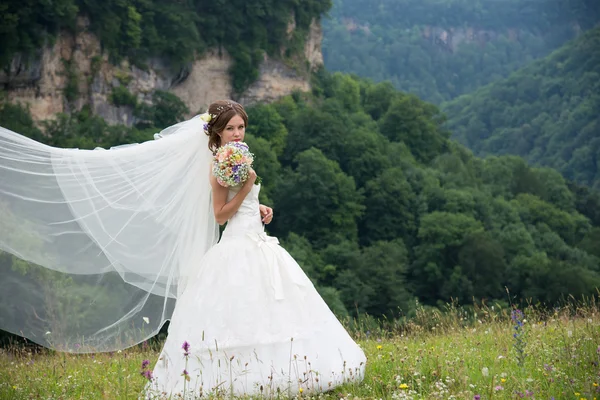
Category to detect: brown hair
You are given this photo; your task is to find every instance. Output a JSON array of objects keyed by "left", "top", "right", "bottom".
[{"left": 205, "top": 100, "right": 248, "bottom": 152}]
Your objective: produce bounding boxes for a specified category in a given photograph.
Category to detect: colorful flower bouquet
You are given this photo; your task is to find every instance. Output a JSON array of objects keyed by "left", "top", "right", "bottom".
[{"left": 212, "top": 142, "right": 258, "bottom": 187}]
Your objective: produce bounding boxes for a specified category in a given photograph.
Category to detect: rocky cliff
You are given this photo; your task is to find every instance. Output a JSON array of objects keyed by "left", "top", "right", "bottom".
[{"left": 0, "top": 18, "right": 323, "bottom": 125}]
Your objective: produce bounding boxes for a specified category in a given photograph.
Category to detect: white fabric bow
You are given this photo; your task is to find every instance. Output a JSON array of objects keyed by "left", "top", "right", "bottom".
[{"left": 246, "top": 232, "right": 285, "bottom": 300}]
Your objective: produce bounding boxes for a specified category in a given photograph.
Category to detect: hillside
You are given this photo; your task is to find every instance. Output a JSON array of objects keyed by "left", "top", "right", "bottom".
[
  {"left": 2, "top": 69, "right": 599, "bottom": 332},
  {"left": 444, "top": 27, "right": 600, "bottom": 190},
  {"left": 322, "top": 0, "right": 600, "bottom": 104},
  {"left": 0, "top": 0, "right": 329, "bottom": 124}
]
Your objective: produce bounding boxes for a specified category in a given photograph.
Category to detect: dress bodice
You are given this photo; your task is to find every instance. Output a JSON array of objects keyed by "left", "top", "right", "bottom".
[{"left": 221, "top": 184, "right": 264, "bottom": 238}]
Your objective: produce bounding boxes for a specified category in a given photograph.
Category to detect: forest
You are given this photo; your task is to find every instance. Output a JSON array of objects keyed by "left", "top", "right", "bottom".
[
  {"left": 1, "top": 69, "right": 599, "bottom": 329},
  {"left": 444, "top": 27, "right": 600, "bottom": 190},
  {"left": 1, "top": 0, "right": 599, "bottom": 347},
  {"left": 322, "top": 0, "right": 600, "bottom": 103},
  {"left": 0, "top": 0, "right": 330, "bottom": 92}
]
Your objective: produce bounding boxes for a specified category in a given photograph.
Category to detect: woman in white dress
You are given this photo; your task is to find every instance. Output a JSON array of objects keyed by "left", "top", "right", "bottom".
[
  {"left": 144, "top": 100, "right": 366, "bottom": 398},
  {"left": 0, "top": 99, "right": 365, "bottom": 398}
]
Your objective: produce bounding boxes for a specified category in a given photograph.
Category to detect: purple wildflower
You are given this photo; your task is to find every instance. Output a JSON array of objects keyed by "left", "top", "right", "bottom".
[
  {"left": 511, "top": 308, "right": 526, "bottom": 366},
  {"left": 525, "top": 390, "right": 534, "bottom": 397},
  {"left": 511, "top": 309, "right": 524, "bottom": 326},
  {"left": 182, "top": 368, "right": 190, "bottom": 382},
  {"left": 182, "top": 341, "right": 190, "bottom": 356},
  {"left": 141, "top": 359, "right": 150, "bottom": 369},
  {"left": 474, "top": 395, "right": 481, "bottom": 400},
  {"left": 141, "top": 369, "right": 153, "bottom": 381},
  {"left": 494, "top": 385, "right": 504, "bottom": 391}
]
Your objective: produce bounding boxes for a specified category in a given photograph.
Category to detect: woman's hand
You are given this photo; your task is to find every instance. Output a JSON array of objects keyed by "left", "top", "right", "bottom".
[{"left": 259, "top": 204, "right": 273, "bottom": 224}]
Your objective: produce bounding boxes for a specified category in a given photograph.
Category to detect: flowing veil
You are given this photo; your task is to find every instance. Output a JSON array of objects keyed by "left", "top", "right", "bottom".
[{"left": 0, "top": 114, "right": 219, "bottom": 353}]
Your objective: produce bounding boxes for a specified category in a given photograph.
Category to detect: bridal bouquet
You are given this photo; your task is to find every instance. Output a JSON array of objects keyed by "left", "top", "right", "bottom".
[{"left": 212, "top": 142, "right": 256, "bottom": 187}]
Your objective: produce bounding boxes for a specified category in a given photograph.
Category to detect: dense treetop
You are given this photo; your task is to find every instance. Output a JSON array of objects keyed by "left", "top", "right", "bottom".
[
  {"left": 322, "top": 0, "right": 600, "bottom": 103},
  {"left": 444, "top": 27, "right": 600, "bottom": 190}
]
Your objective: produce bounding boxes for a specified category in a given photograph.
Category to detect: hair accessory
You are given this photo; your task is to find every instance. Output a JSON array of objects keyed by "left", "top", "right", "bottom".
[{"left": 211, "top": 102, "right": 234, "bottom": 124}]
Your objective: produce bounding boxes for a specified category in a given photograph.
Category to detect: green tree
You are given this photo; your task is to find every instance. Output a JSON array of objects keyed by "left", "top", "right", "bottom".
[
  {"left": 246, "top": 104, "right": 288, "bottom": 156},
  {"left": 272, "top": 148, "right": 364, "bottom": 248},
  {"left": 360, "top": 167, "right": 417, "bottom": 245},
  {"left": 380, "top": 95, "right": 449, "bottom": 163}
]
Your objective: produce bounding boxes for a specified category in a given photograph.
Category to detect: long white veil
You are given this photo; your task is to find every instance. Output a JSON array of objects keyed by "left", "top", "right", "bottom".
[{"left": 0, "top": 114, "right": 219, "bottom": 353}]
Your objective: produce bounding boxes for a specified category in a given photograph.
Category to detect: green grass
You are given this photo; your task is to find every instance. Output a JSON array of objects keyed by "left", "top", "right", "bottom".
[{"left": 1, "top": 300, "right": 599, "bottom": 399}]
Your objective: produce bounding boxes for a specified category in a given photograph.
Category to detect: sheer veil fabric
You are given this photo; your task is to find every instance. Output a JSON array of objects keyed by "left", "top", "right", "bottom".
[{"left": 0, "top": 114, "right": 218, "bottom": 352}]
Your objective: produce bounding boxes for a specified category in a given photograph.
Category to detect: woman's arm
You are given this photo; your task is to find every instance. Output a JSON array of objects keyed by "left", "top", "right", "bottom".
[{"left": 210, "top": 168, "right": 257, "bottom": 225}]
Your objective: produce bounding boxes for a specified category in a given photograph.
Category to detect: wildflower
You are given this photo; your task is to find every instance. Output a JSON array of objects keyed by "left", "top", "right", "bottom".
[
  {"left": 482, "top": 367, "right": 489, "bottom": 377},
  {"left": 299, "top": 388, "right": 304, "bottom": 394},
  {"left": 494, "top": 385, "right": 504, "bottom": 391},
  {"left": 142, "top": 317, "right": 150, "bottom": 324},
  {"left": 141, "top": 359, "right": 150, "bottom": 369},
  {"left": 141, "top": 370, "right": 153, "bottom": 381},
  {"left": 593, "top": 383, "right": 598, "bottom": 387},
  {"left": 567, "top": 330, "right": 573, "bottom": 338},
  {"left": 474, "top": 396, "right": 481, "bottom": 400},
  {"left": 399, "top": 383, "right": 408, "bottom": 389},
  {"left": 182, "top": 341, "right": 191, "bottom": 356},
  {"left": 182, "top": 369, "right": 190, "bottom": 382},
  {"left": 501, "top": 378, "right": 506, "bottom": 383},
  {"left": 377, "top": 345, "right": 382, "bottom": 350},
  {"left": 511, "top": 309, "right": 524, "bottom": 325},
  {"left": 511, "top": 309, "right": 526, "bottom": 366}
]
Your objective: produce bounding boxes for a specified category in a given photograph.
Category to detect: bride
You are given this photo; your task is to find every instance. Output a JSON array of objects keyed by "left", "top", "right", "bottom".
[
  {"left": 145, "top": 100, "right": 366, "bottom": 397},
  {"left": 0, "top": 100, "right": 366, "bottom": 397}
]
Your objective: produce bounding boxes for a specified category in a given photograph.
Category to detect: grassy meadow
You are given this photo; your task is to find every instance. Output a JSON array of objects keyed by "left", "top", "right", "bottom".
[{"left": 1, "top": 299, "right": 599, "bottom": 400}]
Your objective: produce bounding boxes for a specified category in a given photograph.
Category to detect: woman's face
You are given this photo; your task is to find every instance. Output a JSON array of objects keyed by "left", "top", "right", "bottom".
[{"left": 219, "top": 115, "right": 245, "bottom": 145}]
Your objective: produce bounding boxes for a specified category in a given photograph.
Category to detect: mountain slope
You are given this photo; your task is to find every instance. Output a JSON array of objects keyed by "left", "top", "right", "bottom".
[
  {"left": 322, "top": 0, "right": 600, "bottom": 104},
  {"left": 444, "top": 27, "right": 600, "bottom": 189}
]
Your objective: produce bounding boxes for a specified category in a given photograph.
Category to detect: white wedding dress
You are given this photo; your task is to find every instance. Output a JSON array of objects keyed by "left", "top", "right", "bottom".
[{"left": 145, "top": 183, "right": 367, "bottom": 398}]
